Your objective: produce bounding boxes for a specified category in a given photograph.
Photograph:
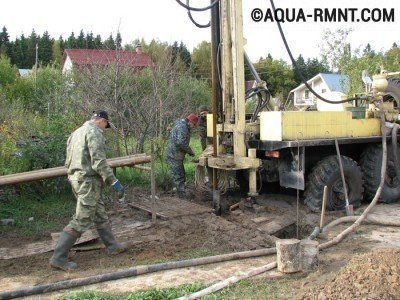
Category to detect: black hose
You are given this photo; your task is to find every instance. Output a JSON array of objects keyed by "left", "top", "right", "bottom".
[
  {"left": 186, "top": 0, "right": 211, "bottom": 28},
  {"left": 175, "top": 0, "right": 219, "bottom": 11},
  {"left": 268, "top": 0, "right": 360, "bottom": 104},
  {"left": 391, "top": 123, "right": 400, "bottom": 179}
]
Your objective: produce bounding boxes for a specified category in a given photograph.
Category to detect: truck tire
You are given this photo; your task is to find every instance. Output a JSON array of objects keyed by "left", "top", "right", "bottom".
[
  {"left": 304, "top": 156, "right": 363, "bottom": 212},
  {"left": 360, "top": 144, "right": 400, "bottom": 203},
  {"left": 383, "top": 78, "right": 400, "bottom": 106}
]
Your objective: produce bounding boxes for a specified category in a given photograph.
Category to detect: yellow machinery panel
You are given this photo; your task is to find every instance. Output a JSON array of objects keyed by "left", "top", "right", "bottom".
[
  {"left": 207, "top": 114, "right": 213, "bottom": 137},
  {"left": 260, "top": 111, "right": 381, "bottom": 141}
]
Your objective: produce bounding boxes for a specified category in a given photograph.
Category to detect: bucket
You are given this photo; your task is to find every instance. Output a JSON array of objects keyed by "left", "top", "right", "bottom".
[{"left": 346, "top": 107, "right": 366, "bottom": 119}]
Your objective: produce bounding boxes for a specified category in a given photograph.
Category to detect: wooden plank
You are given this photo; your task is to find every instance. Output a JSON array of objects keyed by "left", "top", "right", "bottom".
[
  {"left": 51, "top": 229, "right": 98, "bottom": 243},
  {"left": 131, "top": 196, "right": 213, "bottom": 219},
  {"left": 0, "top": 221, "right": 149, "bottom": 260},
  {"left": 257, "top": 218, "right": 296, "bottom": 235},
  {"left": 128, "top": 203, "right": 169, "bottom": 219},
  {"left": 251, "top": 216, "right": 270, "bottom": 224}
]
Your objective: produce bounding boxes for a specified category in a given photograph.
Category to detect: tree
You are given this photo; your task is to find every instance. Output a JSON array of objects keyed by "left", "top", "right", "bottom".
[
  {"left": 191, "top": 41, "right": 211, "bottom": 81},
  {"left": 0, "top": 54, "right": 17, "bottom": 87},
  {"left": 0, "top": 26, "right": 10, "bottom": 56},
  {"left": 86, "top": 32, "right": 95, "bottom": 49},
  {"left": 11, "top": 34, "right": 29, "bottom": 68},
  {"left": 116, "top": 32, "right": 122, "bottom": 50},
  {"left": 66, "top": 32, "right": 77, "bottom": 49},
  {"left": 384, "top": 46, "right": 400, "bottom": 73},
  {"left": 363, "top": 43, "right": 376, "bottom": 58},
  {"left": 27, "top": 29, "right": 39, "bottom": 68},
  {"left": 178, "top": 41, "right": 191, "bottom": 69},
  {"left": 104, "top": 34, "right": 116, "bottom": 50},
  {"left": 71, "top": 44, "right": 210, "bottom": 155},
  {"left": 38, "top": 31, "right": 54, "bottom": 66},
  {"left": 52, "top": 39, "right": 63, "bottom": 66},
  {"left": 94, "top": 34, "right": 102, "bottom": 49},
  {"left": 292, "top": 56, "right": 330, "bottom": 85},
  {"left": 293, "top": 55, "right": 306, "bottom": 85},
  {"left": 319, "top": 28, "right": 353, "bottom": 72},
  {"left": 76, "top": 30, "right": 86, "bottom": 48},
  {"left": 253, "top": 55, "right": 296, "bottom": 100}
]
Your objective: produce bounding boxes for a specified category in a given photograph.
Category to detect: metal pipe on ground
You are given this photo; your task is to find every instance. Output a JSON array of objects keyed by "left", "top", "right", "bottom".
[
  {"left": 0, "top": 155, "right": 151, "bottom": 186},
  {"left": 0, "top": 248, "right": 277, "bottom": 300}
]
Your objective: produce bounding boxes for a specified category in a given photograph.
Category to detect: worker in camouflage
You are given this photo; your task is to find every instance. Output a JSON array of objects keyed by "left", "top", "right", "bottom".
[
  {"left": 50, "top": 110, "right": 128, "bottom": 271},
  {"left": 167, "top": 113, "right": 198, "bottom": 198},
  {"left": 198, "top": 105, "right": 211, "bottom": 151}
]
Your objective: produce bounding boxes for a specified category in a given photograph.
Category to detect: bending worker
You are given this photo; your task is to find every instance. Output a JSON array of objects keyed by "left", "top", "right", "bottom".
[
  {"left": 167, "top": 113, "right": 198, "bottom": 198},
  {"left": 50, "top": 110, "right": 127, "bottom": 271}
]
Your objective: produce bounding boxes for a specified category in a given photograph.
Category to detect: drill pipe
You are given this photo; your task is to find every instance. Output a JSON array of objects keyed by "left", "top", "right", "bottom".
[{"left": 0, "top": 155, "right": 151, "bottom": 186}]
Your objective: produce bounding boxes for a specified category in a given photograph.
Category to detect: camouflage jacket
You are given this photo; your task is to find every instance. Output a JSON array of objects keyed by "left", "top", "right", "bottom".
[
  {"left": 197, "top": 115, "right": 207, "bottom": 137},
  {"left": 167, "top": 119, "right": 193, "bottom": 161},
  {"left": 65, "top": 121, "right": 117, "bottom": 184}
]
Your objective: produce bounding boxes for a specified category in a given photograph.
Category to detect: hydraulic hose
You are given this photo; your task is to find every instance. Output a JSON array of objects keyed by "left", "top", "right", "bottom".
[
  {"left": 0, "top": 248, "right": 276, "bottom": 300},
  {"left": 186, "top": 0, "right": 210, "bottom": 28},
  {"left": 391, "top": 123, "right": 400, "bottom": 179},
  {"left": 268, "top": 0, "right": 360, "bottom": 104},
  {"left": 175, "top": 0, "right": 219, "bottom": 12},
  {"left": 319, "top": 110, "right": 388, "bottom": 250}
]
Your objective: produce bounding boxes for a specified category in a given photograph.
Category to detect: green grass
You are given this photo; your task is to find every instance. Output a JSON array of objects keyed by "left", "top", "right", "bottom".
[
  {"left": 64, "top": 283, "right": 205, "bottom": 300},
  {"left": 202, "top": 278, "right": 292, "bottom": 300},
  {"left": 63, "top": 278, "right": 293, "bottom": 300},
  {"left": 117, "top": 137, "right": 203, "bottom": 189},
  {"left": 0, "top": 191, "right": 75, "bottom": 236}
]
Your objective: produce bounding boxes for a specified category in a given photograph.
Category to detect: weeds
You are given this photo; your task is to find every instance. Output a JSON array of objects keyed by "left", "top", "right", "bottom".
[
  {"left": 64, "top": 283, "right": 204, "bottom": 300},
  {"left": 0, "top": 191, "right": 75, "bottom": 237}
]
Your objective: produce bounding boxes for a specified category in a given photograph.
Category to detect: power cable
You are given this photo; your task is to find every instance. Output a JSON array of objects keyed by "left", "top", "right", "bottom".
[
  {"left": 175, "top": 0, "right": 219, "bottom": 12},
  {"left": 269, "top": 0, "right": 361, "bottom": 104}
]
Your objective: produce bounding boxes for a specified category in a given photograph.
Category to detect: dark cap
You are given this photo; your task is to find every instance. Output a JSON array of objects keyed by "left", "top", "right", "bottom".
[
  {"left": 92, "top": 110, "right": 110, "bottom": 128},
  {"left": 198, "top": 105, "right": 210, "bottom": 113}
]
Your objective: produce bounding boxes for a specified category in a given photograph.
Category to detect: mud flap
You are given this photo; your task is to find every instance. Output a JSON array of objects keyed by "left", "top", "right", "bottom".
[{"left": 278, "top": 146, "right": 305, "bottom": 190}]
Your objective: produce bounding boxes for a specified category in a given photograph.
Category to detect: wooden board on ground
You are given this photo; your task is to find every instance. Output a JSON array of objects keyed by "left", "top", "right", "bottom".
[
  {"left": 257, "top": 216, "right": 296, "bottom": 235},
  {"left": 0, "top": 220, "right": 151, "bottom": 260},
  {"left": 129, "top": 196, "right": 213, "bottom": 219}
]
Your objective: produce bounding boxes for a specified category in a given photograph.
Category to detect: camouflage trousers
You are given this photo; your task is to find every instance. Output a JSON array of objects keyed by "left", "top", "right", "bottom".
[
  {"left": 67, "top": 178, "right": 108, "bottom": 233},
  {"left": 167, "top": 157, "right": 186, "bottom": 192}
]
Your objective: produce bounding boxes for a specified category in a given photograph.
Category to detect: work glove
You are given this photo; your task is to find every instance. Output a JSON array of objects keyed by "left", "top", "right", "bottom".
[{"left": 112, "top": 180, "right": 125, "bottom": 199}]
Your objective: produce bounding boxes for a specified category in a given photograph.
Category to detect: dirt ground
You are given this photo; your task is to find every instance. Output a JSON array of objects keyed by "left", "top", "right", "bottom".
[{"left": 1, "top": 187, "right": 400, "bottom": 299}]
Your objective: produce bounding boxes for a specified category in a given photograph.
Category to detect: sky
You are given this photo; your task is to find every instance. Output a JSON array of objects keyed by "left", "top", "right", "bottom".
[{"left": 2, "top": 0, "right": 400, "bottom": 63}]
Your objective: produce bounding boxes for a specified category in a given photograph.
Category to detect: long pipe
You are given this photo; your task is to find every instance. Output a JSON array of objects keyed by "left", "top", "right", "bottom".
[
  {"left": 0, "top": 248, "right": 276, "bottom": 300},
  {"left": 0, "top": 155, "right": 151, "bottom": 186}
]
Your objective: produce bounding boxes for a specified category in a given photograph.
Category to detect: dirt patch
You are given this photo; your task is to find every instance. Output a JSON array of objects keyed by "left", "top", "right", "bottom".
[
  {"left": 1, "top": 190, "right": 400, "bottom": 299},
  {"left": 301, "top": 248, "right": 400, "bottom": 299}
]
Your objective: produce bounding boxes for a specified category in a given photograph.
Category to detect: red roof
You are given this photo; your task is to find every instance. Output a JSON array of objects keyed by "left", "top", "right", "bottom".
[{"left": 63, "top": 49, "right": 154, "bottom": 68}]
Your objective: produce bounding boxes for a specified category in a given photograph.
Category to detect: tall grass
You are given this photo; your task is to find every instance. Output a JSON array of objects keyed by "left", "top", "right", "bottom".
[
  {"left": 0, "top": 191, "right": 76, "bottom": 237},
  {"left": 117, "top": 137, "right": 202, "bottom": 189}
]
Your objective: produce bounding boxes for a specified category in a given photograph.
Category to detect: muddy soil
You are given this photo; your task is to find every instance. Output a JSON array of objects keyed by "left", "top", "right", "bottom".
[{"left": 1, "top": 188, "right": 400, "bottom": 299}]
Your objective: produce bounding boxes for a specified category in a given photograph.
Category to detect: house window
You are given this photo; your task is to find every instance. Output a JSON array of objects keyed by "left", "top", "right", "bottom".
[
  {"left": 304, "top": 89, "right": 310, "bottom": 99},
  {"left": 321, "top": 88, "right": 326, "bottom": 93}
]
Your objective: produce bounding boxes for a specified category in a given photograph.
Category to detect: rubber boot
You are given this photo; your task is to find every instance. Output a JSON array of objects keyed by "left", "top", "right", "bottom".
[
  {"left": 96, "top": 223, "right": 128, "bottom": 255},
  {"left": 50, "top": 230, "right": 78, "bottom": 271},
  {"left": 177, "top": 190, "right": 187, "bottom": 198}
]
